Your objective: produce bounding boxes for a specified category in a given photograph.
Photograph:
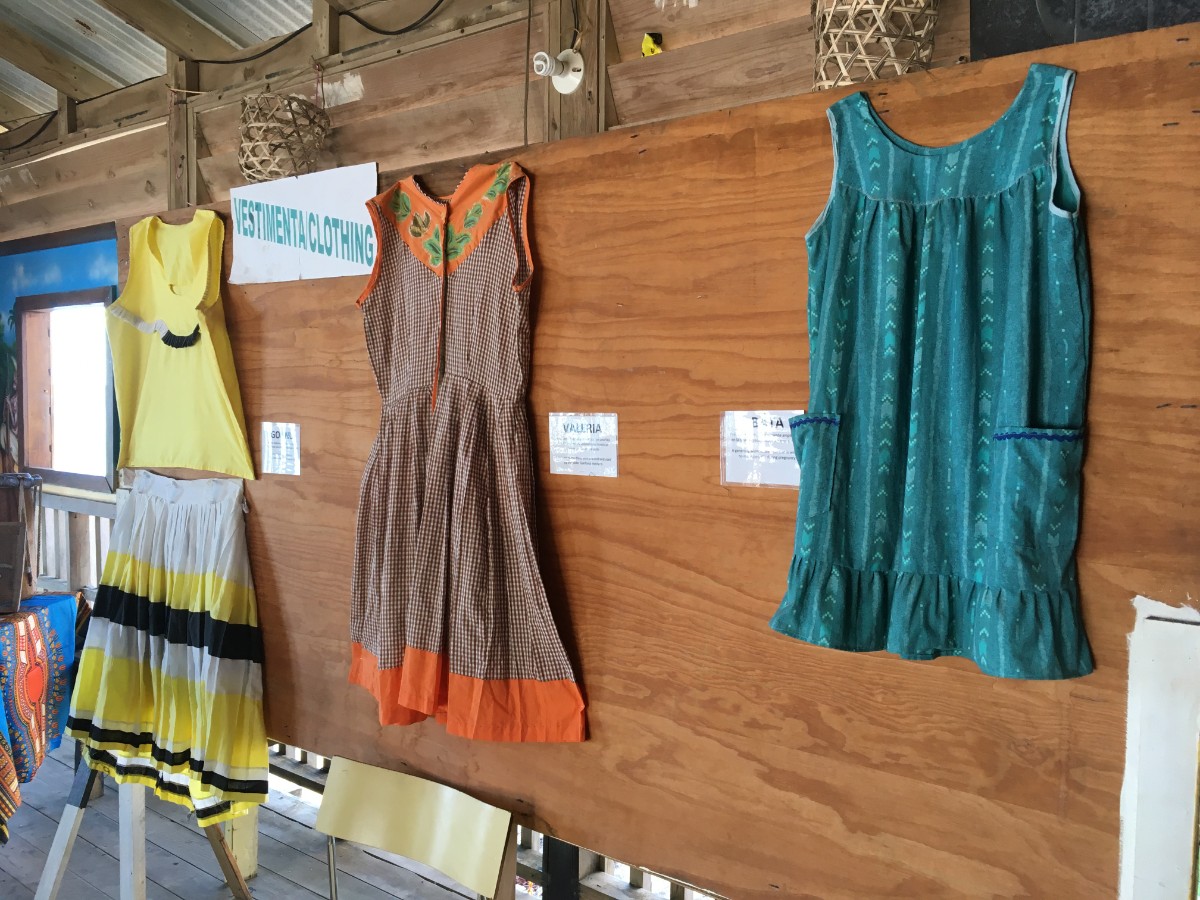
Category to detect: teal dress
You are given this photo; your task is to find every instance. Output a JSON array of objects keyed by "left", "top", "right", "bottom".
[{"left": 771, "top": 64, "right": 1093, "bottom": 679}]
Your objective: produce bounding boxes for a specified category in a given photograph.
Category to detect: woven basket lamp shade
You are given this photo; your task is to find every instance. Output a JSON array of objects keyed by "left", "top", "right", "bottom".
[
  {"left": 238, "top": 92, "right": 331, "bottom": 183},
  {"left": 813, "top": 0, "right": 939, "bottom": 90}
]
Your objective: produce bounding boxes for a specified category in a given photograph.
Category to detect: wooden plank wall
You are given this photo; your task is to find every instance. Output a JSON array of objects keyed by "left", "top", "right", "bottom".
[
  {"left": 605, "top": 0, "right": 971, "bottom": 125},
  {"left": 193, "top": 12, "right": 548, "bottom": 202},
  {"left": 0, "top": 122, "right": 168, "bottom": 241},
  {"left": 120, "top": 23, "right": 1199, "bottom": 900}
]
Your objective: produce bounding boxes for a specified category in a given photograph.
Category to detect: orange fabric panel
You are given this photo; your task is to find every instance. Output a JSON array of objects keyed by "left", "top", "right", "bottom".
[{"left": 350, "top": 644, "right": 585, "bottom": 743}]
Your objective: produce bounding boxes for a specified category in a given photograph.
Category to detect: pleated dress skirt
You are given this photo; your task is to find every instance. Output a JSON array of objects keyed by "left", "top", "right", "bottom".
[{"left": 67, "top": 471, "right": 268, "bottom": 825}]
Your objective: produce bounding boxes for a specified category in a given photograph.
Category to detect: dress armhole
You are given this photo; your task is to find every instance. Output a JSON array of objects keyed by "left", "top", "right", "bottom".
[
  {"left": 357, "top": 199, "right": 385, "bottom": 309},
  {"left": 1050, "top": 70, "right": 1081, "bottom": 219},
  {"left": 805, "top": 107, "right": 840, "bottom": 241},
  {"left": 508, "top": 173, "right": 534, "bottom": 292},
  {"left": 199, "top": 212, "right": 225, "bottom": 310}
]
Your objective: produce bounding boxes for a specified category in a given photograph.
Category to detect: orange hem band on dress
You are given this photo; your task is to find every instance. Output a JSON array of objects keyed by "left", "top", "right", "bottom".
[{"left": 349, "top": 643, "right": 586, "bottom": 743}]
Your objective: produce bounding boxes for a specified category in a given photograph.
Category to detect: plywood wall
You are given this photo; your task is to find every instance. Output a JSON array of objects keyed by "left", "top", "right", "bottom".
[
  {"left": 605, "top": 0, "right": 971, "bottom": 125},
  {"left": 121, "top": 24, "right": 1199, "bottom": 900}
]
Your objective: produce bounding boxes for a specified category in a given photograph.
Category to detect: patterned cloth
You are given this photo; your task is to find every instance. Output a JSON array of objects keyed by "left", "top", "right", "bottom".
[
  {"left": 68, "top": 472, "right": 268, "bottom": 826},
  {"left": 771, "top": 64, "right": 1093, "bottom": 678},
  {"left": 349, "top": 161, "right": 586, "bottom": 741},
  {"left": 0, "top": 592, "right": 76, "bottom": 843}
]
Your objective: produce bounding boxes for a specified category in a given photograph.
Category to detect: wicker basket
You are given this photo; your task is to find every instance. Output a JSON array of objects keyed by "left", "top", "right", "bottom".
[
  {"left": 813, "top": 0, "right": 939, "bottom": 91},
  {"left": 238, "top": 92, "right": 331, "bottom": 184}
]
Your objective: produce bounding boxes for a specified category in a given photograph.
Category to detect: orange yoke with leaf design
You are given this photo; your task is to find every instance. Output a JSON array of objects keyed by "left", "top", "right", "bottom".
[{"left": 378, "top": 161, "right": 522, "bottom": 276}]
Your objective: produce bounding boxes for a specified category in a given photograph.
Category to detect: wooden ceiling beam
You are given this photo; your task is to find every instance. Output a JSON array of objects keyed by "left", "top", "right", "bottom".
[
  {"left": 94, "top": 0, "right": 241, "bottom": 61},
  {"left": 0, "top": 21, "right": 118, "bottom": 100}
]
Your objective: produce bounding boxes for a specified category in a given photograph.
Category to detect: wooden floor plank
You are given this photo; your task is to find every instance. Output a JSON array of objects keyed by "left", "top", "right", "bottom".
[
  {"left": 0, "top": 826, "right": 121, "bottom": 900},
  {"left": 0, "top": 866, "right": 35, "bottom": 899},
  {"left": 17, "top": 752, "right": 227, "bottom": 900}
]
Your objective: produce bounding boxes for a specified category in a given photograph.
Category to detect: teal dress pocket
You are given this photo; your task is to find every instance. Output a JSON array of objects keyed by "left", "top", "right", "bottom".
[
  {"left": 790, "top": 414, "right": 840, "bottom": 520},
  {"left": 991, "top": 426, "right": 1084, "bottom": 577}
]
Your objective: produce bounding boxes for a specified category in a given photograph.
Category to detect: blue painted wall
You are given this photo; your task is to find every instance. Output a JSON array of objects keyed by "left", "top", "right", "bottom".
[{"left": 0, "top": 239, "right": 119, "bottom": 342}]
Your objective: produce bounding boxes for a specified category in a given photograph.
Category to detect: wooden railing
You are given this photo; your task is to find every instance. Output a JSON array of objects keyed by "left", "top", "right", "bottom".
[{"left": 38, "top": 495, "right": 115, "bottom": 593}]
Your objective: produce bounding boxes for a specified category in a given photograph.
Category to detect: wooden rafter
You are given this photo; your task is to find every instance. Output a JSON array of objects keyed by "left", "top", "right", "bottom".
[
  {"left": 0, "top": 21, "right": 117, "bottom": 100},
  {"left": 95, "top": 0, "right": 241, "bottom": 61}
]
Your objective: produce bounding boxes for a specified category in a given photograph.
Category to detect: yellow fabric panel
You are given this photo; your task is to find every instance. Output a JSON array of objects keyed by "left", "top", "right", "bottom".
[
  {"left": 101, "top": 551, "right": 258, "bottom": 626},
  {"left": 110, "top": 211, "right": 255, "bottom": 478},
  {"left": 317, "top": 757, "right": 513, "bottom": 898},
  {"left": 71, "top": 652, "right": 267, "bottom": 774}
]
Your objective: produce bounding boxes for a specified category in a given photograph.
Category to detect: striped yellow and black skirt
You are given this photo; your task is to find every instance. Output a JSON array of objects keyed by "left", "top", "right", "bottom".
[{"left": 67, "top": 470, "right": 267, "bottom": 826}]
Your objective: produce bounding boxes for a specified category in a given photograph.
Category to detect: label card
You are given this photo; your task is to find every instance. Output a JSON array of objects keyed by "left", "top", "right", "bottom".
[
  {"left": 720, "top": 410, "right": 805, "bottom": 488},
  {"left": 261, "top": 422, "right": 301, "bottom": 476},
  {"left": 548, "top": 413, "right": 618, "bottom": 478}
]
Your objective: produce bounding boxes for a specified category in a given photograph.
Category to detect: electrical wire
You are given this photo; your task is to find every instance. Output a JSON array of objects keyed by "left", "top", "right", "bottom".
[
  {"left": 0, "top": 111, "right": 59, "bottom": 153},
  {"left": 344, "top": 0, "right": 451, "bottom": 37},
  {"left": 569, "top": 0, "right": 581, "bottom": 49},
  {"left": 523, "top": 0, "right": 532, "bottom": 147},
  {"left": 192, "top": 22, "right": 313, "bottom": 66}
]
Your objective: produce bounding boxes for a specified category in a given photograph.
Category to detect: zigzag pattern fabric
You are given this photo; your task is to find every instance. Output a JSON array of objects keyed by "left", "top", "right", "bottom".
[{"left": 771, "top": 64, "right": 1094, "bottom": 679}]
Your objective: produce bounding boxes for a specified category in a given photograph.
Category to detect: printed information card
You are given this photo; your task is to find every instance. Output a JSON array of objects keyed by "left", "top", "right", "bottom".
[
  {"left": 720, "top": 410, "right": 805, "bottom": 488},
  {"left": 548, "top": 413, "right": 618, "bottom": 478},
  {"left": 261, "top": 422, "right": 301, "bottom": 476}
]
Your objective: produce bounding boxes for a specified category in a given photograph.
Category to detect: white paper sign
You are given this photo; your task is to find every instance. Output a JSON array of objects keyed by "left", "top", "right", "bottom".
[
  {"left": 548, "top": 413, "right": 618, "bottom": 478},
  {"left": 261, "top": 422, "right": 301, "bottom": 476},
  {"left": 229, "top": 162, "right": 378, "bottom": 284},
  {"left": 721, "top": 410, "right": 805, "bottom": 488}
]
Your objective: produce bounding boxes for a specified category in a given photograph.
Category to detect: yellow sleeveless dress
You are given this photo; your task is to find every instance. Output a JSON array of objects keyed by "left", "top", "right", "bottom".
[{"left": 108, "top": 211, "right": 255, "bottom": 479}]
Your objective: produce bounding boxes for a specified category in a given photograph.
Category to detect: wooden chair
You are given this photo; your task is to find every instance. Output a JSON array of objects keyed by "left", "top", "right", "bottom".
[{"left": 315, "top": 756, "right": 517, "bottom": 900}]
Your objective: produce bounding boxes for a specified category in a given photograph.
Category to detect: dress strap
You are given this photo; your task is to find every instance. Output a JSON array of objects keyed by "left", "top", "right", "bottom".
[
  {"left": 806, "top": 100, "right": 849, "bottom": 239},
  {"left": 1047, "top": 67, "right": 1081, "bottom": 218}
]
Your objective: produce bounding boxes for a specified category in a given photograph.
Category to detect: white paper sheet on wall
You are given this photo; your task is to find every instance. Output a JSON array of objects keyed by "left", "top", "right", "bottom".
[
  {"left": 548, "top": 413, "right": 618, "bottom": 477},
  {"left": 229, "top": 162, "right": 378, "bottom": 284}
]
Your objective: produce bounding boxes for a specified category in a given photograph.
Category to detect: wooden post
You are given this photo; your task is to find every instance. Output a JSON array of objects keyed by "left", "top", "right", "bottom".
[
  {"left": 55, "top": 92, "right": 76, "bottom": 139},
  {"left": 597, "top": 0, "right": 619, "bottom": 131},
  {"left": 555, "top": 0, "right": 601, "bottom": 139},
  {"left": 314, "top": 0, "right": 340, "bottom": 58},
  {"left": 118, "top": 783, "right": 147, "bottom": 900},
  {"left": 543, "top": 836, "right": 602, "bottom": 900},
  {"left": 223, "top": 807, "right": 260, "bottom": 879},
  {"left": 204, "top": 822, "right": 254, "bottom": 900},
  {"left": 66, "top": 512, "right": 89, "bottom": 591},
  {"left": 166, "top": 52, "right": 197, "bottom": 211}
]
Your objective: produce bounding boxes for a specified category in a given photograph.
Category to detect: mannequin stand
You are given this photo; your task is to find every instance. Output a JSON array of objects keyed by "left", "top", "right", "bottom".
[{"left": 35, "top": 763, "right": 252, "bottom": 900}]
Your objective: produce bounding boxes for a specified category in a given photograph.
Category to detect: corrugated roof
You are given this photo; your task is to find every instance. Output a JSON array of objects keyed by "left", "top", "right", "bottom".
[
  {"left": 0, "top": 58, "right": 58, "bottom": 115},
  {"left": 0, "top": 0, "right": 165, "bottom": 87},
  {"left": 172, "top": 0, "right": 310, "bottom": 48}
]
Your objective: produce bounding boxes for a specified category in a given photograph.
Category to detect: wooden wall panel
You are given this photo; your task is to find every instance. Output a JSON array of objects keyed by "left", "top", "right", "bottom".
[
  {"left": 0, "top": 122, "right": 168, "bottom": 241},
  {"left": 193, "top": 15, "right": 547, "bottom": 202},
  {"left": 606, "top": 0, "right": 969, "bottom": 126},
  {"left": 116, "top": 25, "right": 1198, "bottom": 900}
]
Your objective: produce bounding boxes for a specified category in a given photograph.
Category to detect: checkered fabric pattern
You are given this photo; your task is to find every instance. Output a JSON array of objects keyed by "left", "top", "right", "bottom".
[{"left": 351, "top": 172, "right": 577, "bottom": 684}]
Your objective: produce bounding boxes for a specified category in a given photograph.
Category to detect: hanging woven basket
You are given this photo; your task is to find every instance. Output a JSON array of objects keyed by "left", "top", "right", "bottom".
[
  {"left": 237, "top": 92, "right": 331, "bottom": 184},
  {"left": 813, "top": 0, "right": 939, "bottom": 91}
]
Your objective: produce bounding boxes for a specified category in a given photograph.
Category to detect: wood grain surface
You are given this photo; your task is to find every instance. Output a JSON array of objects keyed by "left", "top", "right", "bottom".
[
  {"left": 606, "top": 0, "right": 970, "bottom": 127},
  {"left": 116, "top": 25, "right": 1198, "bottom": 899}
]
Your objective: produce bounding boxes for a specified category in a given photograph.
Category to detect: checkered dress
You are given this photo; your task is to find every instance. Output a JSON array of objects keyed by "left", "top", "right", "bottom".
[{"left": 349, "top": 162, "right": 586, "bottom": 742}]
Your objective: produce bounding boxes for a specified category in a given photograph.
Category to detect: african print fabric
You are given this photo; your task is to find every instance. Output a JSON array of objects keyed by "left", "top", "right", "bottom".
[
  {"left": 0, "top": 592, "right": 75, "bottom": 843},
  {"left": 67, "top": 471, "right": 267, "bottom": 825},
  {"left": 350, "top": 161, "right": 586, "bottom": 742}
]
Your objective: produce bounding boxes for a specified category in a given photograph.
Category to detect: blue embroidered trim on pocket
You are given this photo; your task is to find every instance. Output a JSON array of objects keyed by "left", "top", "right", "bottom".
[
  {"left": 993, "top": 431, "right": 1082, "bottom": 442},
  {"left": 790, "top": 416, "right": 840, "bottom": 428}
]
